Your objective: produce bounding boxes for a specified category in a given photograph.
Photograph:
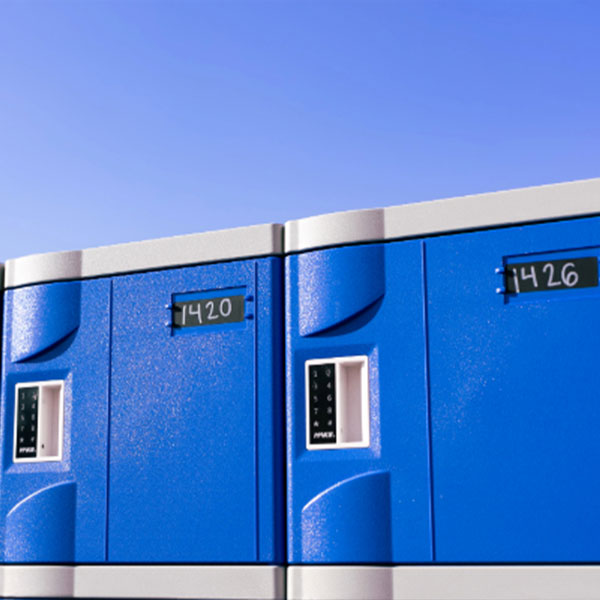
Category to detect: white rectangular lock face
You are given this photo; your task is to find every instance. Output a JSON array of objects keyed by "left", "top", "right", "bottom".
[
  {"left": 14, "top": 380, "right": 65, "bottom": 463},
  {"left": 305, "top": 356, "right": 370, "bottom": 450}
]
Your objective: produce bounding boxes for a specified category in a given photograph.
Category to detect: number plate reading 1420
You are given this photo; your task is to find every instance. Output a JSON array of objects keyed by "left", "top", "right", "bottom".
[
  {"left": 173, "top": 295, "right": 245, "bottom": 328},
  {"left": 505, "top": 257, "right": 598, "bottom": 294}
]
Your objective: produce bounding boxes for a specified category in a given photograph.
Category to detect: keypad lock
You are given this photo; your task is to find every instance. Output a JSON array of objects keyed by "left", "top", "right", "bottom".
[
  {"left": 308, "top": 363, "right": 337, "bottom": 445},
  {"left": 15, "top": 387, "right": 38, "bottom": 459},
  {"left": 305, "top": 356, "right": 370, "bottom": 450},
  {"left": 14, "top": 380, "right": 64, "bottom": 463}
]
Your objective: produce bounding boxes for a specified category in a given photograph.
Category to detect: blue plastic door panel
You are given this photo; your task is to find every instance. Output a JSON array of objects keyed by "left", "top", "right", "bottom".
[
  {"left": 0, "top": 279, "right": 111, "bottom": 563},
  {"left": 287, "top": 241, "right": 433, "bottom": 564},
  {"left": 108, "top": 258, "right": 282, "bottom": 563},
  {"left": 427, "top": 216, "right": 600, "bottom": 562}
]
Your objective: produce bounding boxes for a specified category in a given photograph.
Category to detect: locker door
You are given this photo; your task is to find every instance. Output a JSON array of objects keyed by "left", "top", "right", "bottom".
[
  {"left": 108, "top": 260, "right": 259, "bottom": 563},
  {"left": 427, "top": 216, "right": 600, "bottom": 562},
  {"left": 0, "top": 279, "right": 111, "bottom": 563},
  {"left": 287, "top": 241, "right": 432, "bottom": 564}
]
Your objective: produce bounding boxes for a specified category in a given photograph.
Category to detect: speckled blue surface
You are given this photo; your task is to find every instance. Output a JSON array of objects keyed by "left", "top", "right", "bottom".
[
  {"left": 428, "top": 216, "right": 600, "bottom": 562},
  {"left": 0, "top": 257, "right": 284, "bottom": 565},
  {"left": 5, "top": 481, "right": 76, "bottom": 562},
  {"left": 10, "top": 282, "right": 81, "bottom": 363},
  {"left": 297, "top": 245, "right": 385, "bottom": 337},
  {"left": 300, "top": 471, "right": 392, "bottom": 563},
  {"left": 108, "top": 257, "right": 284, "bottom": 563},
  {"left": 1, "top": 279, "right": 111, "bottom": 562}
]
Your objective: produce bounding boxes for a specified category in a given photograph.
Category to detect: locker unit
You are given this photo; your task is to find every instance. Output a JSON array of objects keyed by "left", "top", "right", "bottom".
[
  {"left": 285, "top": 178, "right": 600, "bottom": 599},
  {"left": 0, "top": 225, "right": 285, "bottom": 600}
]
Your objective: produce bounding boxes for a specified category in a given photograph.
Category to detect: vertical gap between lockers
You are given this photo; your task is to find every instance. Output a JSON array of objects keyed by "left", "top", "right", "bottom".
[
  {"left": 254, "top": 261, "right": 260, "bottom": 561},
  {"left": 421, "top": 241, "right": 437, "bottom": 562},
  {"left": 105, "top": 278, "right": 114, "bottom": 562}
]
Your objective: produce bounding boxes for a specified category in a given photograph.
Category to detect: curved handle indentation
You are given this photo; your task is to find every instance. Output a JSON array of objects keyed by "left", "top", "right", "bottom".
[
  {"left": 10, "top": 282, "right": 81, "bottom": 362},
  {"left": 5, "top": 481, "right": 76, "bottom": 563},
  {"left": 298, "top": 245, "right": 385, "bottom": 336},
  {"left": 301, "top": 471, "right": 392, "bottom": 563}
]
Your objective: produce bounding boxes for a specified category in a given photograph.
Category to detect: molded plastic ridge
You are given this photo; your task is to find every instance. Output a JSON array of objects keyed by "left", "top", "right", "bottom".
[
  {"left": 5, "top": 223, "right": 283, "bottom": 288},
  {"left": 285, "top": 178, "right": 600, "bottom": 253}
]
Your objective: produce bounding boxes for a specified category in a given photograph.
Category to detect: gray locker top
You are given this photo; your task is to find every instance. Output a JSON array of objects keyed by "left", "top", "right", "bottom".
[
  {"left": 5, "top": 223, "right": 283, "bottom": 289},
  {"left": 285, "top": 178, "right": 600, "bottom": 253}
]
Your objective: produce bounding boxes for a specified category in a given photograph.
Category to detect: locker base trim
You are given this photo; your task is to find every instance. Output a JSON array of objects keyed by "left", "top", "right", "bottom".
[
  {"left": 287, "top": 565, "right": 600, "bottom": 600},
  {"left": 0, "top": 564, "right": 284, "bottom": 599}
]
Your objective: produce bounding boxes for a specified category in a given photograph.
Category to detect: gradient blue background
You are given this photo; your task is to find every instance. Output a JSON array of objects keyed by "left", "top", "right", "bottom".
[{"left": 1, "top": 0, "right": 598, "bottom": 260}]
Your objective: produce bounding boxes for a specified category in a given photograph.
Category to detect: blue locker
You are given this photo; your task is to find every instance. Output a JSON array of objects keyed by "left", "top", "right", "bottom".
[
  {"left": 284, "top": 178, "right": 600, "bottom": 600},
  {"left": 427, "top": 216, "right": 600, "bottom": 562},
  {"left": 286, "top": 242, "right": 433, "bottom": 564},
  {"left": 0, "top": 225, "right": 285, "bottom": 599}
]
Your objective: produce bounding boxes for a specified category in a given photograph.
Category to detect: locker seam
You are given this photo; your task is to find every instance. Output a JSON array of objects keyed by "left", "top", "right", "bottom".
[
  {"left": 105, "top": 278, "right": 114, "bottom": 562},
  {"left": 254, "top": 262, "right": 260, "bottom": 561},
  {"left": 421, "top": 240, "right": 437, "bottom": 562},
  {"left": 279, "top": 257, "right": 287, "bottom": 566}
]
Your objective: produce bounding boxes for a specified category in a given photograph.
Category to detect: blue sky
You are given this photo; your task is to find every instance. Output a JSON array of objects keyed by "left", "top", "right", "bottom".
[{"left": 1, "top": 0, "right": 599, "bottom": 259}]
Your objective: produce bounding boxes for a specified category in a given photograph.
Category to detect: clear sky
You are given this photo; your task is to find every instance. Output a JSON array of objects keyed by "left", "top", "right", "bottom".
[{"left": 1, "top": 0, "right": 599, "bottom": 260}]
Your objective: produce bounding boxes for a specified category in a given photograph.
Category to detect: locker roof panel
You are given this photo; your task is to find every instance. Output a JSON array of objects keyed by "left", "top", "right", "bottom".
[
  {"left": 285, "top": 178, "right": 600, "bottom": 253},
  {"left": 5, "top": 223, "right": 283, "bottom": 288}
]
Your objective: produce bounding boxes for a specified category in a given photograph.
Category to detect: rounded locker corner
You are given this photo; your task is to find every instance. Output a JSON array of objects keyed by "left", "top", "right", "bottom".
[
  {"left": 5, "top": 482, "right": 76, "bottom": 563},
  {"left": 300, "top": 471, "right": 392, "bottom": 563}
]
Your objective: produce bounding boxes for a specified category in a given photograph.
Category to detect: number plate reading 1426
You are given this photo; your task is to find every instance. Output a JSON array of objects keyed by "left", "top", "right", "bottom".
[
  {"left": 505, "top": 257, "right": 598, "bottom": 294},
  {"left": 173, "top": 294, "right": 245, "bottom": 328}
]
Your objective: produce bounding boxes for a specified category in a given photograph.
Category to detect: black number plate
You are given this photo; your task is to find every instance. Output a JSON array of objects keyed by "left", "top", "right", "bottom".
[
  {"left": 505, "top": 257, "right": 598, "bottom": 294},
  {"left": 172, "top": 294, "right": 245, "bottom": 328}
]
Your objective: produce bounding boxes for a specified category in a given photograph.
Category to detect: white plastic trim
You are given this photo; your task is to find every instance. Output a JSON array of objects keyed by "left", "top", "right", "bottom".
[
  {"left": 285, "top": 178, "right": 600, "bottom": 253},
  {"left": 75, "top": 565, "right": 285, "bottom": 599},
  {"left": 4, "top": 564, "right": 600, "bottom": 599},
  {"left": 287, "top": 565, "right": 600, "bottom": 600},
  {"left": 5, "top": 223, "right": 283, "bottom": 288},
  {"left": 0, "top": 565, "right": 74, "bottom": 597},
  {"left": 0, "top": 565, "right": 284, "bottom": 599}
]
